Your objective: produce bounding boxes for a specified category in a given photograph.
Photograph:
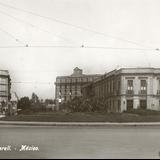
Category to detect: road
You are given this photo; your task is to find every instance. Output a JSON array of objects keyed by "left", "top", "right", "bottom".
[{"left": 0, "top": 125, "right": 160, "bottom": 159}]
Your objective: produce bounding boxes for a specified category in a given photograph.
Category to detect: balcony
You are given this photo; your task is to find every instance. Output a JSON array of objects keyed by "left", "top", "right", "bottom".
[
  {"left": 126, "top": 90, "right": 134, "bottom": 95},
  {"left": 139, "top": 90, "right": 147, "bottom": 95}
]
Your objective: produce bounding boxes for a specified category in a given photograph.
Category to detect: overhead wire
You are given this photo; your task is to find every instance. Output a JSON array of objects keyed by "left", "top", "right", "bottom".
[
  {"left": 0, "top": 45, "right": 158, "bottom": 51},
  {"left": 12, "top": 81, "right": 53, "bottom": 85},
  {"left": 0, "top": 26, "right": 25, "bottom": 45},
  {"left": 0, "top": 9, "right": 77, "bottom": 45},
  {"left": 0, "top": 1, "right": 156, "bottom": 49}
]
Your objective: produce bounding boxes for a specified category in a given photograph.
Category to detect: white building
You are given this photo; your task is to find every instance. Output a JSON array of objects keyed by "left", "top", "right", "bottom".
[
  {"left": 83, "top": 68, "right": 160, "bottom": 112},
  {"left": 120, "top": 68, "right": 160, "bottom": 111}
]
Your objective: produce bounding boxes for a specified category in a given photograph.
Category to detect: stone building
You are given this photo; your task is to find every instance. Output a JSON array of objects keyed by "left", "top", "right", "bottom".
[
  {"left": 0, "top": 70, "right": 11, "bottom": 114},
  {"left": 55, "top": 67, "right": 101, "bottom": 103},
  {"left": 82, "top": 68, "right": 160, "bottom": 112}
]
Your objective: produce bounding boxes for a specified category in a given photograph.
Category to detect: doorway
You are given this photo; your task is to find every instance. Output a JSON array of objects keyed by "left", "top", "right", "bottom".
[
  {"left": 140, "top": 100, "right": 147, "bottom": 110},
  {"left": 127, "top": 100, "right": 133, "bottom": 111}
]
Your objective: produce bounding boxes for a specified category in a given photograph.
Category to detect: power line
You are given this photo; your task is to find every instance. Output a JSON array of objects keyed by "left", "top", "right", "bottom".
[
  {"left": 0, "top": 45, "right": 158, "bottom": 51},
  {"left": 0, "top": 9, "right": 76, "bottom": 45},
  {"left": 0, "top": 1, "right": 155, "bottom": 49},
  {"left": 12, "top": 81, "right": 53, "bottom": 85},
  {"left": 0, "top": 26, "right": 25, "bottom": 45},
  {"left": 82, "top": 46, "right": 158, "bottom": 51},
  {"left": 10, "top": 70, "right": 57, "bottom": 73},
  {"left": 0, "top": 45, "right": 77, "bottom": 48}
]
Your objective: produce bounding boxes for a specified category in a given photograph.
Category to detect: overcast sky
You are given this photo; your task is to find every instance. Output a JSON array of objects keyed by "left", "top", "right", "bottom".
[{"left": 0, "top": 0, "right": 160, "bottom": 99}]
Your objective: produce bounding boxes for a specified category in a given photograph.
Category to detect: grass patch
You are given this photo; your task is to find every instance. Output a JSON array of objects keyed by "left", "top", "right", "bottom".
[{"left": 1, "top": 111, "right": 160, "bottom": 122}]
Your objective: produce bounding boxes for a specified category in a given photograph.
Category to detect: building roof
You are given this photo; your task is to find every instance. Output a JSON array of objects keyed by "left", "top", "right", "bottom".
[
  {"left": 118, "top": 67, "right": 160, "bottom": 74},
  {"left": 0, "top": 70, "right": 9, "bottom": 75},
  {"left": 56, "top": 67, "right": 102, "bottom": 79},
  {"left": 94, "top": 67, "right": 160, "bottom": 83},
  {"left": 56, "top": 74, "right": 102, "bottom": 79}
]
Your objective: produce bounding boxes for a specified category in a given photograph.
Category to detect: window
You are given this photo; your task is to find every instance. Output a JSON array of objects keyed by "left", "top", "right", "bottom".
[
  {"left": 77, "top": 78, "right": 80, "bottom": 82},
  {"left": 141, "top": 80, "right": 147, "bottom": 91},
  {"left": 127, "top": 80, "right": 133, "bottom": 94},
  {"left": 110, "top": 81, "right": 112, "bottom": 93},
  {"left": 75, "top": 86, "right": 77, "bottom": 94},
  {"left": 57, "top": 79, "right": 60, "bottom": 83},
  {"left": 72, "top": 79, "right": 75, "bottom": 83},
  {"left": 158, "top": 80, "right": 160, "bottom": 93},
  {"left": 108, "top": 81, "right": 110, "bottom": 93},
  {"left": 127, "top": 80, "right": 133, "bottom": 90},
  {"left": 140, "top": 80, "right": 147, "bottom": 94},
  {"left": 62, "top": 79, "right": 65, "bottom": 83},
  {"left": 118, "top": 80, "right": 121, "bottom": 93},
  {"left": 67, "top": 79, "right": 70, "bottom": 83},
  {"left": 0, "top": 78, "right": 7, "bottom": 84},
  {"left": 89, "top": 77, "right": 93, "bottom": 82},
  {"left": 111, "top": 80, "right": 114, "bottom": 92},
  {"left": 0, "top": 85, "right": 7, "bottom": 91}
]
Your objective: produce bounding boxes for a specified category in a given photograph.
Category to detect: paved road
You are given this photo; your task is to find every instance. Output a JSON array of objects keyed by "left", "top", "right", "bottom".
[{"left": 0, "top": 125, "right": 160, "bottom": 159}]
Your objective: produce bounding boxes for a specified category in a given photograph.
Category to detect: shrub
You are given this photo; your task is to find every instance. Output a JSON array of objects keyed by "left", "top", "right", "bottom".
[{"left": 60, "top": 97, "right": 110, "bottom": 113}]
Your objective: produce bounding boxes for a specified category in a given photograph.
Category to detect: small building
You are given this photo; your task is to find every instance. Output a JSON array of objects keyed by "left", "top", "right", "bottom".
[
  {"left": 0, "top": 70, "right": 11, "bottom": 115},
  {"left": 82, "top": 68, "right": 160, "bottom": 112},
  {"left": 55, "top": 67, "right": 102, "bottom": 105}
]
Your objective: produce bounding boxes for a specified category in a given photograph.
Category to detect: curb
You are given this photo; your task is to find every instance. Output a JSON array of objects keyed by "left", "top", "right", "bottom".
[{"left": 1, "top": 121, "right": 160, "bottom": 127}]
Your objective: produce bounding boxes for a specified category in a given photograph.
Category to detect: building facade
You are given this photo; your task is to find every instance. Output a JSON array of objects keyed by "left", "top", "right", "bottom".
[
  {"left": 82, "top": 68, "right": 160, "bottom": 112},
  {"left": 0, "top": 70, "right": 11, "bottom": 114},
  {"left": 55, "top": 67, "right": 101, "bottom": 103}
]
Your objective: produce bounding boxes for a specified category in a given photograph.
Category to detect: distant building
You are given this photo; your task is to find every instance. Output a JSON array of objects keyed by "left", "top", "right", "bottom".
[
  {"left": 55, "top": 67, "right": 101, "bottom": 103},
  {"left": 0, "top": 70, "right": 11, "bottom": 115},
  {"left": 82, "top": 68, "right": 160, "bottom": 112}
]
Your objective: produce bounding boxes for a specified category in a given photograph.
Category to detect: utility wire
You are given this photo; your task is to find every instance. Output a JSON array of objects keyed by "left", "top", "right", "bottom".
[
  {"left": 81, "top": 46, "right": 159, "bottom": 51},
  {"left": 0, "top": 9, "right": 76, "bottom": 45},
  {"left": 0, "top": 1, "right": 155, "bottom": 49},
  {"left": 0, "top": 45, "right": 158, "bottom": 51},
  {"left": 12, "top": 81, "right": 53, "bottom": 85},
  {"left": 0, "top": 26, "right": 25, "bottom": 45}
]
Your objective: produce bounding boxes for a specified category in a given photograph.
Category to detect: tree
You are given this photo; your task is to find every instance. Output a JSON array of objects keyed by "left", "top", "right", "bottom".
[
  {"left": 31, "top": 93, "right": 39, "bottom": 104},
  {"left": 17, "top": 97, "right": 31, "bottom": 111}
]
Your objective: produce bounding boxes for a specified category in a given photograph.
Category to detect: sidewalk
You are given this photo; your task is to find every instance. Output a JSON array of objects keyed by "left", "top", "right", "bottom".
[{"left": 1, "top": 121, "right": 160, "bottom": 127}]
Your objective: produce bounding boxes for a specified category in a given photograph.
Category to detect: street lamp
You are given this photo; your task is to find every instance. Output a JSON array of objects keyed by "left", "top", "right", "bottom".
[{"left": 69, "top": 91, "right": 72, "bottom": 100}]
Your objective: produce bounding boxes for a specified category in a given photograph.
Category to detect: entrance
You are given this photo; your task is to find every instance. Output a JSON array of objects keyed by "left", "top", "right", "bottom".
[
  {"left": 140, "top": 100, "right": 147, "bottom": 110},
  {"left": 127, "top": 100, "right": 133, "bottom": 111}
]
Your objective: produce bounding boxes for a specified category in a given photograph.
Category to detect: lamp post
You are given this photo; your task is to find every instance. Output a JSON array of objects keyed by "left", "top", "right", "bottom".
[
  {"left": 56, "top": 91, "right": 62, "bottom": 111},
  {"left": 69, "top": 91, "right": 72, "bottom": 101}
]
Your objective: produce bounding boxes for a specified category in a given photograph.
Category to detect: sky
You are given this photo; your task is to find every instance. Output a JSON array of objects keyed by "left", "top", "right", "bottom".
[{"left": 0, "top": 0, "right": 160, "bottom": 99}]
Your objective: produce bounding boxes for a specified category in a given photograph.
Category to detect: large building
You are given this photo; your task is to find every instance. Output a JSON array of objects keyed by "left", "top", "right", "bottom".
[
  {"left": 0, "top": 70, "right": 11, "bottom": 114},
  {"left": 82, "top": 68, "right": 160, "bottom": 112},
  {"left": 55, "top": 67, "right": 101, "bottom": 103}
]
